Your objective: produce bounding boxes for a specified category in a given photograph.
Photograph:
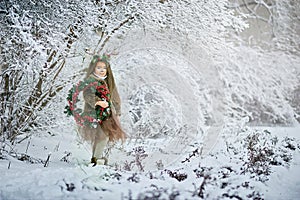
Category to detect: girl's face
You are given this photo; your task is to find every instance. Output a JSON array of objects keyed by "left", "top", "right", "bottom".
[{"left": 94, "top": 62, "right": 107, "bottom": 77}]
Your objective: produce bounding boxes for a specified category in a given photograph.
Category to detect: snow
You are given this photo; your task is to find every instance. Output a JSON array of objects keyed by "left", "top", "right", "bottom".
[
  {"left": 263, "top": 127, "right": 300, "bottom": 200},
  {"left": 2, "top": 38, "right": 300, "bottom": 200},
  {"left": 1, "top": 125, "right": 299, "bottom": 199},
  {"left": 1, "top": 1, "right": 300, "bottom": 199},
  {"left": 1, "top": 36, "right": 300, "bottom": 199}
]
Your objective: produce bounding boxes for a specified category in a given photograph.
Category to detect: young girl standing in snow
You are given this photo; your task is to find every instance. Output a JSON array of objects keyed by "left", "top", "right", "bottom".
[{"left": 80, "top": 54, "right": 126, "bottom": 166}]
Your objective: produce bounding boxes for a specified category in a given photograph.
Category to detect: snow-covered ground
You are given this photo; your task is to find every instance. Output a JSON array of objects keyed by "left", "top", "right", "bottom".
[
  {"left": 1, "top": 1, "right": 300, "bottom": 199},
  {"left": 1, "top": 30, "right": 299, "bottom": 200},
  {"left": 1, "top": 124, "right": 299, "bottom": 199}
]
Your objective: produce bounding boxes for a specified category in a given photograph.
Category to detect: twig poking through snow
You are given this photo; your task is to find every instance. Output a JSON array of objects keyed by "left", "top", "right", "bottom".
[
  {"left": 54, "top": 142, "right": 60, "bottom": 152},
  {"left": 44, "top": 152, "right": 51, "bottom": 167},
  {"left": 25, "top": 140, "right": 30, "bottom": 154},
  {"left": 8, "top": 161, "right": 11, "bottom": 169},
  {"left": 181, "top": 147, "right": 202, "bottom": 163},
  {"left": 60, "top": 152, "right": 72, "bottom": 163}
]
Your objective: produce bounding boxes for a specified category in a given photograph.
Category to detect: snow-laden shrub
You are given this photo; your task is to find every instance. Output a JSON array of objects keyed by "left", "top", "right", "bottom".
[
  {"left": 225, "top": 128, "right": 298, "bottom": 182},
  {"left": 0, "top": 0, "right": 97, "bottom": 141}
]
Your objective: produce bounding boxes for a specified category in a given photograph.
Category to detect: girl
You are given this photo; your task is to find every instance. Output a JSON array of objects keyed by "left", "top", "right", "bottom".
[{"left": 80, "top": 54, "right": 126, "bottom": 166}]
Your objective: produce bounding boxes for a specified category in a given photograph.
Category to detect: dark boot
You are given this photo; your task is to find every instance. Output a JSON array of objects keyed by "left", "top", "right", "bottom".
[{"left": 91, "top": 157, "right": 97, "bottom": 167}]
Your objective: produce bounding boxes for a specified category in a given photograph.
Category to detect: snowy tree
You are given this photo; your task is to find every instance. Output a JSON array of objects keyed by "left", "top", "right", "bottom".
[
  {"left": 217, "top": 0, "right": 300, "bottom": 126},
  {"left": 229, "top": 0, "right": 300, "bottom": 54},
  {"left": 0, "top": 0, "right": 97, "bottom": 141}
]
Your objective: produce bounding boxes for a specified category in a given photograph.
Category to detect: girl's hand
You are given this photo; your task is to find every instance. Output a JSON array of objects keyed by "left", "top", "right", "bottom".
[{"left": 95, "top": 100, "right": 109, "bottom": 108}]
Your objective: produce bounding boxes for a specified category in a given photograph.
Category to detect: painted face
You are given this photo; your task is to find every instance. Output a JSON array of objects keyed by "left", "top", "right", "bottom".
[{"left": 94, "top": 62, "right": 107, "bottom": 77}]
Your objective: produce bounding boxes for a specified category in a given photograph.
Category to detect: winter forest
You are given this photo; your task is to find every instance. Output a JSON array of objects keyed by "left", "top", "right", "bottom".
[{"left": 1, "top": 0, "right": 300, "bottom": 199}]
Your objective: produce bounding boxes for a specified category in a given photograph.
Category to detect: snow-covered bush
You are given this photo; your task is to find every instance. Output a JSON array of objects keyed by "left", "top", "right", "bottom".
[
  {"left": 226, "top": 128, "right": 298, "bottom": 182},
  {"left": 0, "top": 0, "right": 97, "bottom": 141}
]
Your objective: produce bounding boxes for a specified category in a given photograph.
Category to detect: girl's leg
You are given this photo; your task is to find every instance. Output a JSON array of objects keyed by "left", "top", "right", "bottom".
[
  {"left": 93, "top": 136, "right": 108, "bottom": 159},
  {"left": 91, "top": 129, "right": 109, "bottom": 165}
]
